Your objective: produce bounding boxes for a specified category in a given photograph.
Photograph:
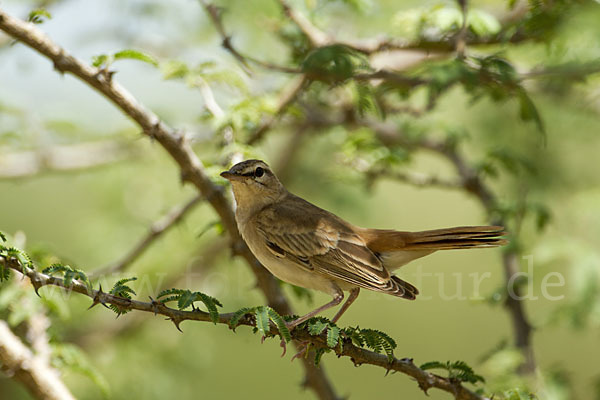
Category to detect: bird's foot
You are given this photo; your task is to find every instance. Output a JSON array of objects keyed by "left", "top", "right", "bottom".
[{"left": 279, "top": 337, "right": 287, "bottom": 357}]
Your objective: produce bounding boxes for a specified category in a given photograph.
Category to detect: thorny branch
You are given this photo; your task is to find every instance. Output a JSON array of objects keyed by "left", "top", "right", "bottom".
[
  {"left": 0, "top": 9, "right": 338, "bottom": 399},
  {"left": 1, "top": 257, "right": 488, "bottom": 400}
]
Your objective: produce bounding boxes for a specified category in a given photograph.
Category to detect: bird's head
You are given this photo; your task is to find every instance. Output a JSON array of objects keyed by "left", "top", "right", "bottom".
[{"left": 220, "top": 159, "right": 285, "bottom": 210}]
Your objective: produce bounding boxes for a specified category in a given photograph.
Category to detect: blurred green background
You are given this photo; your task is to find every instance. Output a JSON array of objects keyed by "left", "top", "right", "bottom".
[{"left": 1, "top": 0, "right": 599, "bottom": 399}]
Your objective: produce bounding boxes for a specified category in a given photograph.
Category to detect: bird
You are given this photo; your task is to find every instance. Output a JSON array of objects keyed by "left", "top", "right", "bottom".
[{"left": 220, "top": 159, "right": 507, "bottom": 330}]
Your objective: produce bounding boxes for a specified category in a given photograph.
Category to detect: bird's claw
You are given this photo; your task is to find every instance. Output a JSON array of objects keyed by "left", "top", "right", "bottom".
[{"left": 290, "top": 341, "right": 310, "bottom": 362}]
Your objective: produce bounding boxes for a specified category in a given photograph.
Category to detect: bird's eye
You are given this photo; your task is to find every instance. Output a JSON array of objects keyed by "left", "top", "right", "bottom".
[{"left": 254, "top": 167, "right": 264, "bottom": 178}]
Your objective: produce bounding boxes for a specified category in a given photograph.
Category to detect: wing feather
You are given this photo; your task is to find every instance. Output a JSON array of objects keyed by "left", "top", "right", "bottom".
[{"left": 254, "top": 194, "right": 416, "bottom": 299}]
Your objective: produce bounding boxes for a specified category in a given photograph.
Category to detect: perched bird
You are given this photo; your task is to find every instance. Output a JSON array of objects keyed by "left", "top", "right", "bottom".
[{"left": 221, "top": 159, "right": 507, "bottom": 330}]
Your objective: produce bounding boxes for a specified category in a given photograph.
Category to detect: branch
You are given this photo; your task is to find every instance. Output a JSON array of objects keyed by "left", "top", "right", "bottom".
[
  {"left": 367, "top": 169, "right": 463, "bottom": 190},
  {"left": 0, "top": 320, "right": 75, "bottom": 400},
  {"left": 0, "top": 140, "right": 137, "bottom": 179},
  {"left": 247, "top": 74, "right": 308, "bottom": 145},
  {"left": 0, "top": 9, "right": 338, "bottom": 399},
  {"left": 423, "top": 143, "right": 536, "bottom": 374},
  {"left": 1, "top": 257, "right": 488, "bottom": 400},
  {"left": 199, "top": 0, "right": 300, "bottom": 74},
  {"left": 455, "top": 0, "right": 468, "bottom": 59},
  {"left": 92, "top": 194, "right": 204, "bottom": 276},
  {"left": 275, "top": 0, "right": 533, "bottom": 55},
  {"left": 276, "top": 0, "right": 330, "bottom": 47}
]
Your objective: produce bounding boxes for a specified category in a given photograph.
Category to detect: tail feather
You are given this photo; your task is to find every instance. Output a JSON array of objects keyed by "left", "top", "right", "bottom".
[
  {"left": 363, "top": 225, "right": 508, "bottom": 252},
  {"left": 361, "top": 225, "right": 507, "bottom": 299},
  {"left": 390, "top": 276, "right": 419, "bottom": 300}
]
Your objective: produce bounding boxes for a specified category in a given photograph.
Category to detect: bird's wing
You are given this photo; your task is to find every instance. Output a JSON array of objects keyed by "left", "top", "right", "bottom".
[{"left": 254, "top": 196, "right": 417, "bottom": 299}]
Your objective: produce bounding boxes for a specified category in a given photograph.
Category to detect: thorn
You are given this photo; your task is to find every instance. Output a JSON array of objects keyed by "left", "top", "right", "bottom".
[
  {"left": 88, "top": 284, "right": 110, "bottom": 310},
  {"left": 149, "top": 122, "right": 161, "bottom": 140},
  {"left": 149, "top": 296, "right": 161, "bottom": 315},
  {"left": 168, "top": 316, "right": 184, "bottom": 332},
  {"left": 261, "top": 335, "right": 266, "bottom": 344},
  {"left": 280, "top": 338, "right": 287, "bottom": 358},
  {"left": 31, "top": 277, "right": 43, "bottom": 297}
]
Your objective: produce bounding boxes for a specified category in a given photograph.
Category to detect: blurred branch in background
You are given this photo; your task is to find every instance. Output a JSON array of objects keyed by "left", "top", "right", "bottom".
[
  {"left": 92, "top": 194, "right": 205, "bottom": 277},
  {"left": 0, "top": 140, "right": 138, "bottom": 179},
  {"left": 0, "top": 320, "right": 75, "bottom": 400},
  {"left": 0, "top": 9, "right": 339, "bottom": 400}
]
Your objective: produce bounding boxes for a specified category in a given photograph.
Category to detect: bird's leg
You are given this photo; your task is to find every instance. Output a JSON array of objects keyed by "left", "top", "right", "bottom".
[
  {"left": 289, "top": 289, "right": 360, "bottom": 361},
  {"left": 285, "top": 290, "right": 344, "bottom": 331},
  {"left": 331, "top": 287, "right": 360, "bottom": 324},
  {"left": 290, "top": 340, "right": 312, "bottom": 362}
]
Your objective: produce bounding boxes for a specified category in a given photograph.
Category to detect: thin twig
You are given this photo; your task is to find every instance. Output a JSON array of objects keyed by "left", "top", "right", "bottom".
[
  {"left": 276, "top": 0, "right": 330, "bottom": 47},
  {"left": 2, "top": 257, "right": 488, "bottom": 400},
  {"left": 455, "top": 0, "right": 469, "bottom": 59},
  {"left": 92, "top": 194, "right": 204, "bottom": 277},
  {"left": 247, "top": 75, "right": 308, "bottom": 145}
]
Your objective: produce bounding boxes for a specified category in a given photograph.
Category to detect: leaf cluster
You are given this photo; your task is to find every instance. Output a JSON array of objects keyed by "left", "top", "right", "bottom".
[
  {"left": 301, "top": 45, "right": 372, "bottom": 83},
  {"left": 0, "top": 233, "right": 33, "bottom": 282},
  {"left": 420, "top": 360, "right": 485, "bottom": 385},
  {"left": 229, "top": 305, "right": 291, "bottom": 343},
  {"left": 108, "top": 277, "right": 138, "bottom": 315},
  {"left": 423, "top": 56, "right": 544, "bottom": 134},
  {"left": 157, "top": 288, "right": 223, "bottom": 324},
  {"left": 43, "top": 264, "right": 93, "bottom": 293}
]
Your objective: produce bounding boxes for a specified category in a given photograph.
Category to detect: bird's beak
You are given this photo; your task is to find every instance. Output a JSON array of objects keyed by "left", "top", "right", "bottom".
[{"left": 220, "top": 170, "right": 245, "bottom": 182}]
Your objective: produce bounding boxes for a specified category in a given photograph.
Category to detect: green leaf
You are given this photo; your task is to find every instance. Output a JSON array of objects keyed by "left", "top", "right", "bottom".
[
  {"left": 0, "top": 232, "right": 6, "bottom": 242},
  {"left": 326, "top": 325, "right": 340, "bottom": 348},
  {"left": 420, "top": 360, "right": 448, "bottom": 370},
  {"left": 28, "top": 8, "right": 51, "bottom": 24},
  {"left": 301, "top": 44, "right": 371, "bottom": 82},
  {"left": 0, "top": 266, "right": 10, "bottom": 282},
  {"left": 157, "top": 288, "right": 185, "bottom": 300},
  {"left": 108, "top": 277, "right": 137, "bottom": 315},
  {"left": 92, "top": 54, "right": 110, "bottom": 68},
  {"left": 517, "top": 89, "right": 545, "bottom": 135},
  {"left": 314, "top": 347, "right": 329, "bottom": 367},
  {"left": 419, "top": 360, "right": 485, "bottom": 384},
  {"left": 308, "top": 319, "right": 328, "bottom": 335},
  {"left": 161, "top": 60, "right": 190, "bottom": 80},
  {"left": 254, "top": 306, "right": 271, "bottom": 337},
  {"left": 113, "top": 49, "right": 158, "bottom": 67},
  {"left": 195, "top": 292, "right": 222, "bottom": 324},
  {"left": 267, "top": 308, "right": 291, "bottom": 343},
  {"left": 229, "top": 307, "right": 255, "bottom": 329},
  {"left": 7, "top": 247, "right": 33, "bottom": 271},
  {"left": 176, "top": 289, "right": 196, "bottom": 310}
]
